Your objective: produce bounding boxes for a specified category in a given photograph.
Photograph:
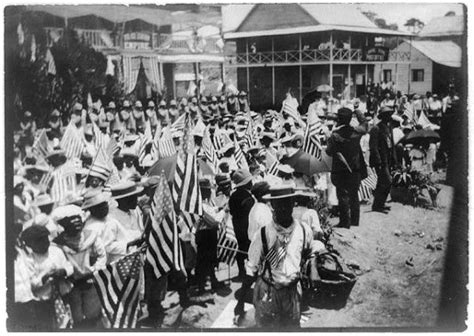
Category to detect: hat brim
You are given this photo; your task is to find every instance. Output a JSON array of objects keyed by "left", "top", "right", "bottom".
[
  {"left": 82, "top": 199, "right": 108, "bottom": 210},
  {"left": 112, "top": 186, "right": 144, "bottom": 199},
  {"left": 35, "top": 200, "right": 55, "bottom": 207},
  {"left": 234, "top": 175, "right": 253, "bottom": 188},
  {"left": 262, "top": 192, "right": 299, "bottom": 200}
]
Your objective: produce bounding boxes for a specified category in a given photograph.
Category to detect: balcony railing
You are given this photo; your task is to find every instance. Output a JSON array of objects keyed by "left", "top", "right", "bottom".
[
  {"left": 43, "top": 27, "right": 223, "bottom": 54},
  {"left": 226, "top": 48, "right": 410, "bottom": 66}
]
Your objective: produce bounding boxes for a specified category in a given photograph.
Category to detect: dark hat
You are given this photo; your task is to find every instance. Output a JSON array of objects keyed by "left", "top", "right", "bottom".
[
  {"left": 199, "top": 178, "right": 212, "bottom": 190},
  {"left": 215, "top": 174, "right": 231, "bottom": 186},
  {"left": 46, "top": 149, "right": 67, "bottom": 166},
  {"left": 232, "top": 169, "right": 252, "bottom": 188},
  {"left": 111, "top": 181, "right": 144, "bottom": 199},
  {"left": 262, "top": 186, "right": 299, "bottom": 201},
  {"left": 337, "top": 107, "right": 353, "bottom": 119},
  {"left": 378, "top": 106, "right": 394, "bottom": 116},
  {"left": 21, "top": 225, "right": 50, "bottom": 245},
  {"left": 251, "top": 181, "right": 271, "bottom": 199}
]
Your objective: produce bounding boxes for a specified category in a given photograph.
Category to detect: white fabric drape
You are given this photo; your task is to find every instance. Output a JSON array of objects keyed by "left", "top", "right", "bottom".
[
  {"left": 141, "top": 56, "right": 162, "bottom": 93},
  {"left": 123, "top": 56, "right": 142, "bottom": 94}
]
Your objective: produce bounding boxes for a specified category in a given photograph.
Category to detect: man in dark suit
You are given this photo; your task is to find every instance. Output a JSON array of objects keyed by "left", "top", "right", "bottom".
[
  {"left": 369, "top": 106, "right": 398, "bottom": 213},
  {"left": 229, "top": 169, "right": 255, "bottom": 279},
  {"left": 326, "top": 107, "right": 368, "bottom": 228}
]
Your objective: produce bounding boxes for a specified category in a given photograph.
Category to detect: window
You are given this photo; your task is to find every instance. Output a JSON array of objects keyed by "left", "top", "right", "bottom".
[
  {"left": 412, "top": 69, "right": 425, "bottom": 82},
  {"left": 383, "top": 69, "right": 392, "bottom": 82}
]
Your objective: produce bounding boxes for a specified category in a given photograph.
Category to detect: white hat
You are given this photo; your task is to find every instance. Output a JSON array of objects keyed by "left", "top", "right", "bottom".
[{"left": 52, "top": 205, "right": 83, "bottom": 222}]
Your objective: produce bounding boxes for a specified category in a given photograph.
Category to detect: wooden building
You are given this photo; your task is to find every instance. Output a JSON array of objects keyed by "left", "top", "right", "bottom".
[
  {"left": 222, "top": 4, "right": 412, "bottom": 111},
  {"left": 375, "top": 40, "right": 462, "bottom": 95},
  {"left": 25, "top": 5, "right": 224, "bottom": 101}
]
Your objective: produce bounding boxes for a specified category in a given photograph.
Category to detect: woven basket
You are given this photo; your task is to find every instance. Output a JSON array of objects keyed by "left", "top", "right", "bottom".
[{"left": 311, "top": 272, "right": 357, "bottom": 309}]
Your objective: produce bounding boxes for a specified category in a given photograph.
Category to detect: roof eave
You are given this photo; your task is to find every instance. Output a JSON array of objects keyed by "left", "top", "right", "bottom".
[{"left": 224, "top": 25, "right": 414, "bottom": 40}]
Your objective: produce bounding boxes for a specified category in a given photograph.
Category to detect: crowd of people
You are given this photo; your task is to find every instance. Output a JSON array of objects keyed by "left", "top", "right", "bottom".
[{"left": 11, "top": 81, "right": 456, "bottom": 330}]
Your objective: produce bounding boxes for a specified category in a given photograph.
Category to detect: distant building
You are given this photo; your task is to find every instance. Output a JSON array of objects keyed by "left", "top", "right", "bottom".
[
  {"left": 374, "top": 40, "right": 462, "bottom": 95},
  {"left": 376, "top": 14, "right": 465, "bottom": 95},
  {"left": 222, "top": 3, "right": 412, "bottom": 111},
  {"left": 25, "top": 5, "right": 224, "bottom": 101}
]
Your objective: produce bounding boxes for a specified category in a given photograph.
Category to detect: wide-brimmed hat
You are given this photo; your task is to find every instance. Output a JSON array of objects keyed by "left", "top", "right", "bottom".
[
  {"left": 278, "top": 164, "right": 294, "bottom": 175},
  {"left": 215, "top": 173, "right": 231, "bottom": 186},
  {"left": 52, "top": 204, "right": 83, "bottom": 223},
  {"left": 169, "top": 99, "right": 177, "bottom": 106},
  {"left": 35, "top": 193, "right": 55, "bottom": 207},
  {"left": 262, "top": 186, "right": 299, "bottom": 201},
  {"left": 378, "top": 106, "right": 394, "bottom": 116},
  {"left": 135, "top": 101, "right": 143, "bottom": 108},
  {"left": 107, "top": 101, "right": 116, "bottom": 109},
  {"left": 111, "top": 181, "right": 144, "bottom": 199},
  {"left": 260, "top": 132, "right": 276, "bottom": 141},
  {"left": 51, "top": 109, "right": 61, "bottom": 117},
  {"left": 232, "top": 169, "right": 252, "bottom": 188},
  {"left": 46, "top": 149, "right": 67, "bottom": 166},
  {"left": 220, "top": 142, "right": 235, "bottom": 155},
  {"left": 199, "top": 178, "right": 212, "bottom": 190},
  {"left": 82, "top": 190, "right": 110, "bottom": 210},
  {"left": 148, "top": 101, "right": 156, "bottom": 108}
]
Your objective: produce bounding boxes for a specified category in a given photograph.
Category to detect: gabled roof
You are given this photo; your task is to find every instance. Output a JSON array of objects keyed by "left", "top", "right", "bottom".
[
  {"left": 222, "top": 3, "right": 412, "bottom": 38},
  {"left": 419, "top": 15, "right": 464, "bottom": 38},
  {"left": 408, "top": 40, "right": 461, "bottom": 68}
]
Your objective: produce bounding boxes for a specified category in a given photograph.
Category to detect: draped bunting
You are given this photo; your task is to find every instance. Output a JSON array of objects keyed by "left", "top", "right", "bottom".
[
  {"left": 141, "top": 56, "right": 162, "bottom": 94},
  {"left": 122, "top": 56, "right": 142, "bottom": 94}
]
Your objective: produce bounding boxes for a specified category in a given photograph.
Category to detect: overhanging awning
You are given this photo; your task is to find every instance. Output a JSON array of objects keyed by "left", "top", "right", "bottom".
[{"left": 224, "top": 24, "right": 414, "bottom": 39}]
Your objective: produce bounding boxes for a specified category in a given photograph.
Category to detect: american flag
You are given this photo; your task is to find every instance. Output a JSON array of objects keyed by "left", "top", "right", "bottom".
[
  {"left": 60, "top": 122, "right": 84, "bottom": 159},
  {"left": 147, "top": 172, "right": 186, "bottom": 279},
  {"left": 92, "top": 121, "right": 109, "bottom": 152},
  {"left": 302, "top": 113, "right": 323, "bottom": 160},
  {"left": 32, "top": 128, "right": 50, "bottom": 158},
  {"left": 138, "top": 122, "right": 153, "bottom": 166},
  {"left": 234, "top": 138, "right": 248, "bottom": 169},
  {"left": 157, "top": 127, "right": 177, "bottom": 159},
  {"left": 172, "top": 113, "right": 202, "bottom": 216},
  {"left": 265, "top": 151, "right": 279, "bottom": 176},
  {"left": 88, "top": 146, "right": 113, "bottom": 182},
  {"left": 217, "top": 215, "right": 239, "bottom": 265},
  {"left": 265, "top": 239, "right": 287, "bottom": 269},
  {"left": 50, "top": 162, "right": 77, "bottom": 203},
  {"left": 170, "top": 113, "right": 186, "bottom": 134},
  {"left": 93, "top": 251, "right": 143, "bottom": 329},
  {"left": 202, "top": 128, "right": 218, "bottom": 174},
  {"left": 105, "top": 137, "right": 120, "bottom": 158},
  {"left": 180, "top": 211, "right": 200, "bottom": 232},
  {"left": 358, "top": 167, "right": 378, "bottom": 201},
  {"left": 281, "top": 94, "right": 301, "bottom": 124}
]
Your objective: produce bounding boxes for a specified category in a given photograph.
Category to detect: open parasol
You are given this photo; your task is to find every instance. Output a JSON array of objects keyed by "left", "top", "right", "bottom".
[
  {"left": 402, "top": 129, "right": 440, "bottom": 144},
  {"left": 280, "top": 149, "right": 332, "bottom": 175}
]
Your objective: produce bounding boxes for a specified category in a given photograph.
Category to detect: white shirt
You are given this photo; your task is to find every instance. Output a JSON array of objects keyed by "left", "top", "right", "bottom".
[
  {"left": 30, "top": 245, "right": 74, "bottom": 301},
  {"left": 84, "top": 215, "right": 130, "bottom": 264},
  {"left": 292, "top": 206, "right": 322, "bottom": 237},
  {"left": 247, "top": 202, "right": 273, "bottom": 241},
  {"left": 109, "top": 206, "right": 144, "bottom": 241},
  {"left": 246, "top": 220, "right": 313, "bottom": 286}
]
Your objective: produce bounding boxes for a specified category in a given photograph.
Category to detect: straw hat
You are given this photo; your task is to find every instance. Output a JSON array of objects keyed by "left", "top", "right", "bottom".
[
  {"left": 232, "top": 169, "right": 252, "bottom": 188},
  {"left": 111, "top": 181, "right": 144, "bottom": 199},
  {"left": 262, "top": 186, "right": 299, "bottom": 200},
  {"left": 82, "top": 190, "right": 110, "bottom": 210}
]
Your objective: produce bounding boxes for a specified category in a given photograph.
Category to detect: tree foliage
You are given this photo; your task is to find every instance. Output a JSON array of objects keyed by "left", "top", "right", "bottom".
[{"left": 5, "top": 8, "right": 123, "bottom": 128}]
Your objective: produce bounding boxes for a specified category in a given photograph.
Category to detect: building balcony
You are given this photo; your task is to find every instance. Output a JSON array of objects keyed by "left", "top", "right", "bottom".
[
  {"left": 225, "top": 48, "right": 411, "bottom": 67},
  {"left": 44, "top": 27, "right": 223, "bottom": 55}
]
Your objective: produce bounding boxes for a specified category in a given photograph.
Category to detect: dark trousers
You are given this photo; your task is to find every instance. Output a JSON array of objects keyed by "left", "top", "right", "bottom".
[
  {"left": 373, "top": 165, "right": 392, "bottom": 209},
  {"left": 236, "top": 238, "right": 250, "bottom": 278},
  {"left": 332, "top": 172, "right": 361, "bottom": 227},
  {"left": 144, "top": 262, "right": 167, "bottom": 323},
  {"left": 195, "top": 228, "right": 218, "bottom": 289}
]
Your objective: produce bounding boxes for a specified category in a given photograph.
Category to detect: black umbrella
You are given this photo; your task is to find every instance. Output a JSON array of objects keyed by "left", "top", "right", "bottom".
[
  {"left": 402, "top": 129, "right": 440, "bottom": 144},
  {"left": 280, "top": 149, "right": 332, "bottom": 175}
]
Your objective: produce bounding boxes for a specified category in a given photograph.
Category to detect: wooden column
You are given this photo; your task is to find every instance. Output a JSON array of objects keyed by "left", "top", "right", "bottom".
[
  {"left": 347, "top": 35, "right": 351, "bottom": 99},
  {"left": 246, "top": 39, "right": 250, "bottom": 98},
  {"left": 272, "top": 37, "right": 275, "bottom": 105},
  {"left": 365, "top": 63, "right": 368, "bottom": 90},
  {"left": 172, "top": 64, "right": 177, "bottom": 99},
  {"left": 394, "top": 36, "right": 399, "bottom": 89},
  {"left": 407, "top": 36, "right": 412, "bottom": 94},
  {"left": 329, "top": 31, "right": 333, "bottom": 97},
  {"left": 299, "top": 34, "right": 303, "bottom": 102}
]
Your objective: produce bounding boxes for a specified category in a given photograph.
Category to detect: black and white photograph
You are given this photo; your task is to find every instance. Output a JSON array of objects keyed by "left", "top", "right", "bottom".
[{"left": 3, "top": 1, "right": 469, "bottom": 332}]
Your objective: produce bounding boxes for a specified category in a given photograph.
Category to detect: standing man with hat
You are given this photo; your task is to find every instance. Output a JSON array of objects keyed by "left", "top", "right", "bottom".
[
  {"left": 108, "top": 181, "right": 145, "bottom": 243},
  {"left": 168, "top": 99, "right": 179, "bottom": 124},
  {"left": 369, "top": 106, "right": 398, "bottom": 213},
  {"left": 238, "top": 91, "right": 250, "bottom": 113},
  {"left": 229, "top": 169, "right": 255, "bottom": 279},
  {"left": 236, "top": 186, "right": 314, "bottom": 328},
  {"left": 326, "top": 107, "right": 368, "bottom": 228}
]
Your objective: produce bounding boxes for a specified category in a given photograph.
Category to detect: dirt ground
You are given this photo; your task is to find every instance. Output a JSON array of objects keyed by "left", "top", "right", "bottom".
[{"left": 150, "top": 182, "right": 453, "bottom": 330}]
